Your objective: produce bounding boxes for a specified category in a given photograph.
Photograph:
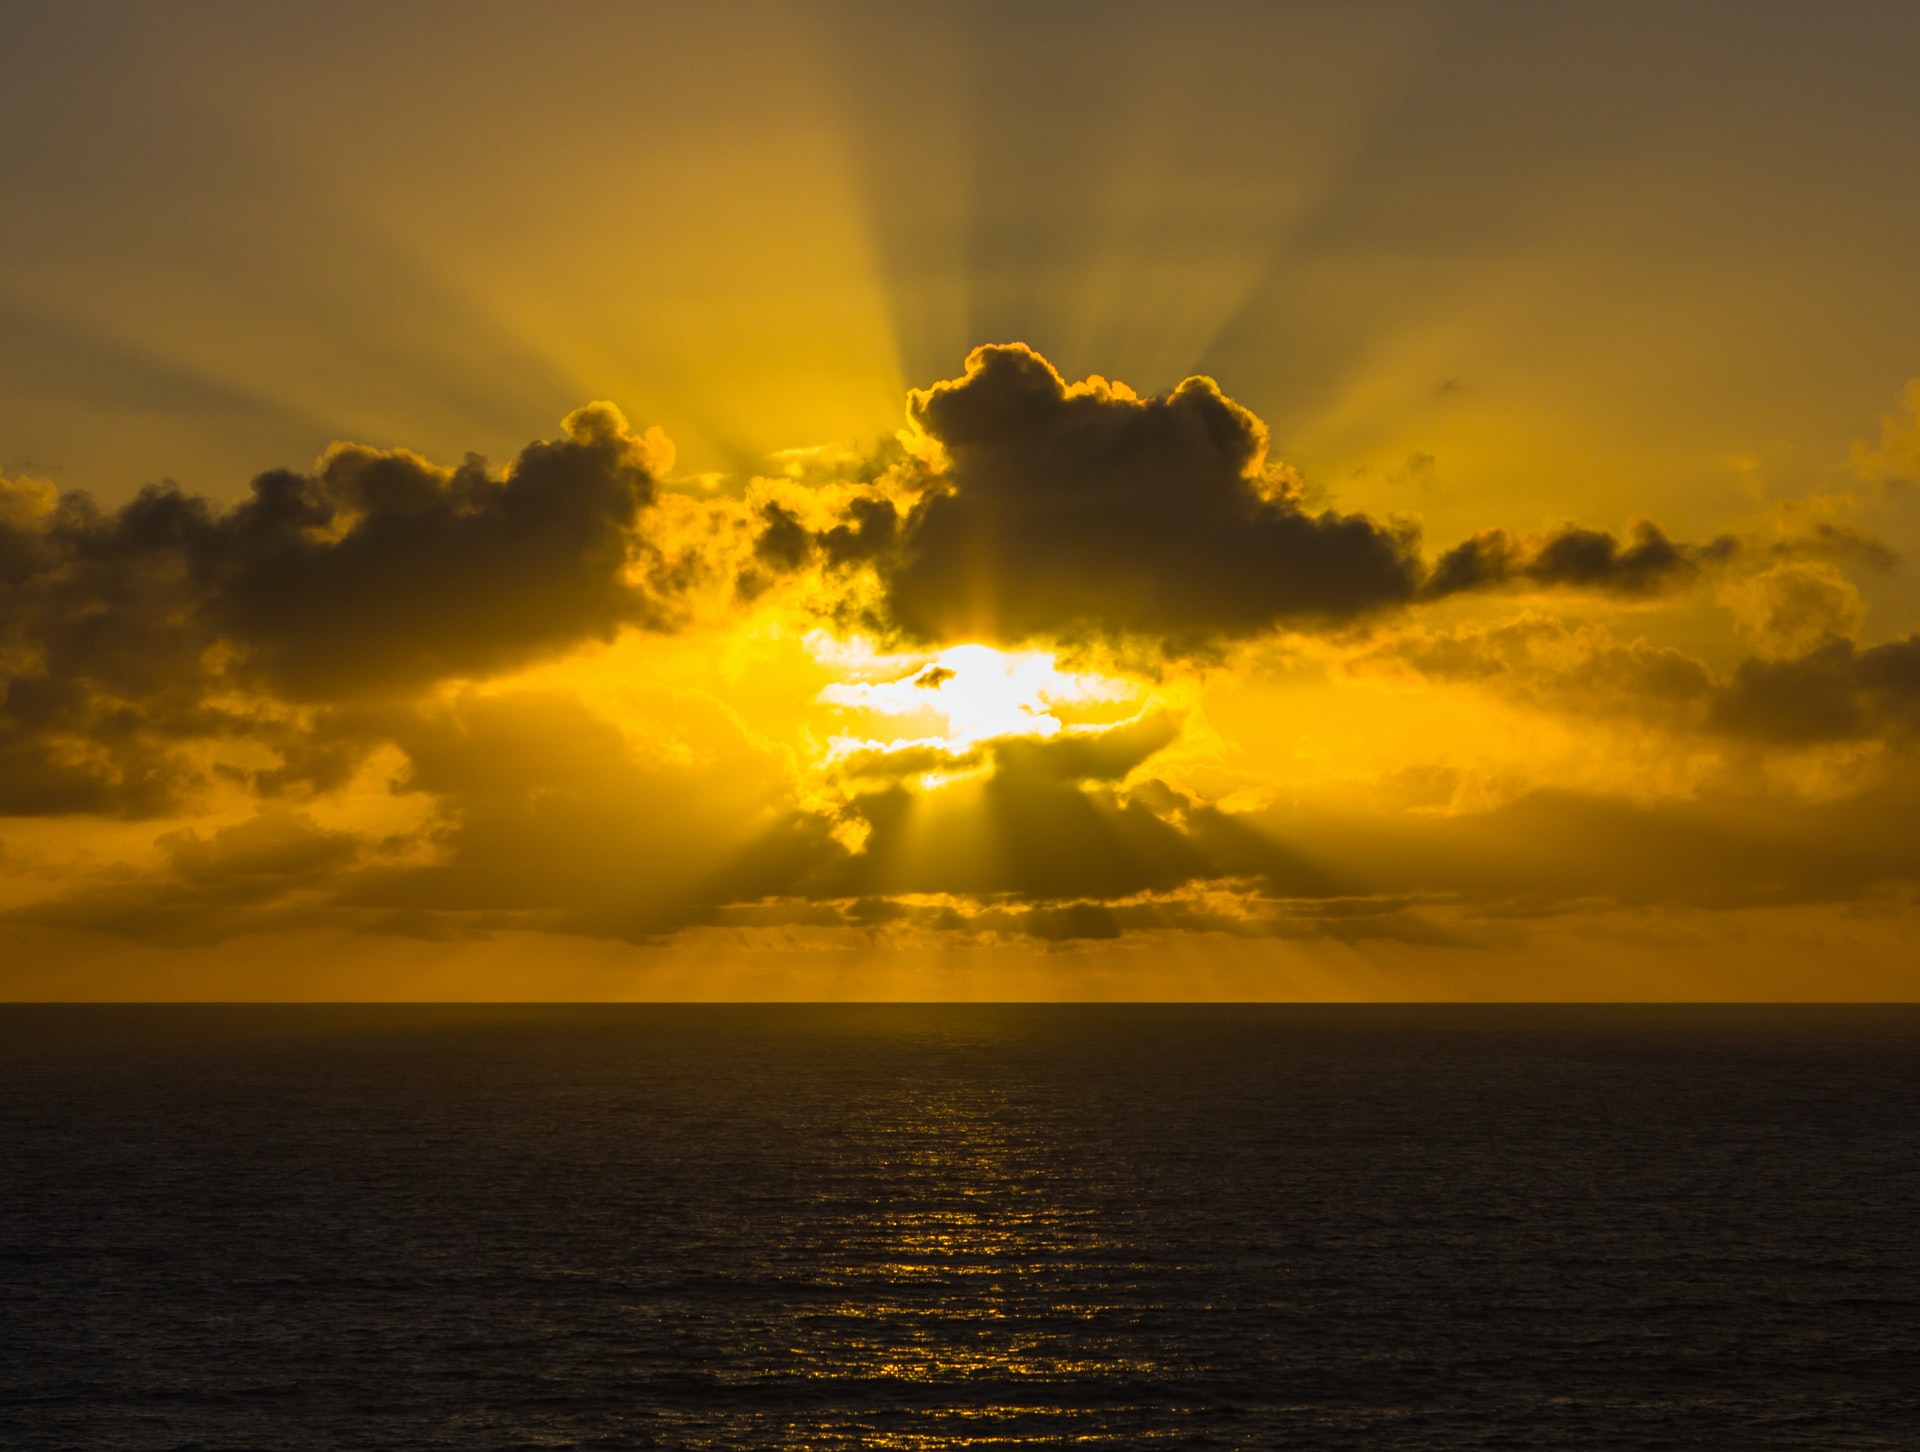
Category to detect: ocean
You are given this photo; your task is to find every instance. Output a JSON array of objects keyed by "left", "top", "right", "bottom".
[{"left": 2, "top": 1005, "right": 1916, "bottom": 1449}]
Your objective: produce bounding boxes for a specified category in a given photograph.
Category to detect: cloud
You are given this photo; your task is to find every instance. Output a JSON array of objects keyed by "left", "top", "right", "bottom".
[
  {"left": 1721, "top": 562, "right": 1867, "bottom": 658},
  {"left": 342, "top": 687, "right": 805, "bottom": 941},
  {"left": 1347, "top": 616, "right": 1719, "bottom": 736},
  {"left": 1711, "top": 635, "right": 1920, "bottom": 744},
  {"left": 1763, "top": 518, "right": 1900, "bottom": 572},
  {"left": 750, "top": 499, "right": 815, "bottom": 574},
  {"left": 1356, "top": 614, "right": 1920, "bottom": 749},
  {"left": 824, "top": 772, "right": 1207, "bottom": 902},
  {"left": 776, "top": 345, "right": 1758, "bottom": 648},
  {"left": 0, "top": 405, "right": 681, "bottom": 815},
  {"left": 1424, "top": 520, "right": 1737, "bottom": 600},
  {"left": 1261, "top": 783, "right": 1920, "bottom": 915},
  {"left": 987, "top": 711, "right": 1180, "bottom": 783},
  {"left": 871, "top": 343, "right": 1427, "bottom": 644},
  {"left": 8, "top": 808, "right": 370, "bottom": 946},
  {"left": 2, "top": 471, "right": 234, "bottom": 815},
  {"left": 211, "top": 402, "right": 673, "bottom": 697},
  {"left": 740, "top": 740, "right": 1920, "bottom": 944},
  {"left": 1851, "top": 379, "right": 1920, "bottom": 488},
  {"left": 4, "top": 356, "right": 1831, "bottom": 831},
  {"left": 6, "top": 682, "right": 813, "bottom": 947},
  {"left": 818, "top": 493, "right": 900, "bottom": 568},
  {"left": 16, "top": 651, "right": 1920, "bottom": 953},
  {"left": 6, "top": 355, "right": 1919, "bottom": 965},
  {"left": 160, "top": 809, "right": 362, "bottom": 886}
]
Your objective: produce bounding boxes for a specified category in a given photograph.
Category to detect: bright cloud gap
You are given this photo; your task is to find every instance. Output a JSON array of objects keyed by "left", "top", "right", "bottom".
[{"left": 817, "top": 642, "right": 1139, "bottom": 760}]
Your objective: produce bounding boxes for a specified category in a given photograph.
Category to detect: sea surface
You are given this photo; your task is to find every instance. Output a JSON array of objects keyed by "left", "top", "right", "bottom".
[{"left": 2, "top": 1005, "right": 1916, "bottom": 1449}]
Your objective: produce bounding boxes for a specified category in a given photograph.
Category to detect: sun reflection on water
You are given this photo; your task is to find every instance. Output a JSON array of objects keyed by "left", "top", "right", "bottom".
[{"left": 690, "top": 1039, "right": 1193, "bottom": 1447}]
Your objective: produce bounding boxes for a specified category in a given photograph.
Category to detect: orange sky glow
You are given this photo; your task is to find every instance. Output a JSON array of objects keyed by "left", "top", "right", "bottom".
[{"left": 4, "top": 2, "right": 1919, "bottom": 999}]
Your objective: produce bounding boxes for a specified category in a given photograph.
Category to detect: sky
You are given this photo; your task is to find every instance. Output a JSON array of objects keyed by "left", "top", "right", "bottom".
[{"left": 3, "top": 0, "right": 1919, "bottom": 1000}]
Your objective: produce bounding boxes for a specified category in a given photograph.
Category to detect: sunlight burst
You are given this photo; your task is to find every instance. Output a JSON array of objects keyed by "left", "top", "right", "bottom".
[{"left": 818, "top": 643, "right": 1129, "bottom": 751}]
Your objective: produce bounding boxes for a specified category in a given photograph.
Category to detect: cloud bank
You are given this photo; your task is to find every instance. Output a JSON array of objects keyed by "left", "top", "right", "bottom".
[
  {"left": 1, "top": 403, "right": 678, "bottom": 815},
  {"left": 3, "top": 348, "right": 1916, "bottom": 971}
]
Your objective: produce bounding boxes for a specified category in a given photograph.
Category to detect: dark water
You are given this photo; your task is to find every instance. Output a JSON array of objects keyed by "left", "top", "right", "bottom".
[{"left": 2, "top": 1006, "right": 1917, "bottom": 1449}]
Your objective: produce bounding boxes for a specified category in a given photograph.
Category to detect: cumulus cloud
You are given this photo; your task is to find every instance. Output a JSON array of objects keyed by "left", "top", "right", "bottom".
[
  {"left": 774, "top": 345, "right": 1766, "bottom": 648},
  {"left": 0, "top": 405, "right": 680, "bottom": 815},
  {"left": 2, "top": 472, "right": 235, "bottom": 815},
  {"left": 868, "top": 344, "right": 1427, "bottom": 644},
  {"left": 212, "top": 403, "right": 673, "bottom": 697}
]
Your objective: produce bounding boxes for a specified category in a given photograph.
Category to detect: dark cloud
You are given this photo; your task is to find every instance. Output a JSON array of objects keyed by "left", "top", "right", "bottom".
[
  {"left": 751, "top": 500, "right": 814, "bottom": 573},
  {"left": 872, "top": 344, "right": 1427, "bottom": 644},
  {"left": 211, "top": 403, "right": 667, "bottom": 697},
  {"left": 831, "top": 740, "right": 985, "bottom": 783},
  {"left": 758, "top": 743, "right": 1920, "bottom": 941},
  {"left": 0, "top": 724, "right": 195, "bottom": 819},
  {"left": 776, "top": 345, "right": 1756, "bottom": 646},
  {"left": 987, "top": 712, "right": 1180, "bottom": 784},
  {"left": 1359, "top": 618, "right": 1920, "bottom": 747},
  {"left": 977, "top": 900, "right": 1123, "bottom": 943},
  {"left": 1711, "top": 635, "right": 1920, "bottom": 743},
  {"left": 8, "top": 809, "right": 369, "bottom": 946},
  {"left": 1424, "top": 520, "right": 1737, "bottom": 600},
  {"left": 1415, "top": 510, "right": 1888, "bottom": 611},
  {"left": 1246, "top": 782, "right": 1920, "bottom": 916},
  {"left": 818, "top": 493, "right": 900, "bottom": 568},
  {"left": 826, "top": 776, "right": 1197, "bottom": 903},
  {"left": 726, "top": 884, "right": 1467, "bottom": 949},
  {"left": 0, "top": 405, "right": 675, "bottom": 815},
  {"left": 2, "top": 475, "right": 236, "bottom": 815},
  {"left": 5, "top": 353, "right": 1850, "bottom": 833}
]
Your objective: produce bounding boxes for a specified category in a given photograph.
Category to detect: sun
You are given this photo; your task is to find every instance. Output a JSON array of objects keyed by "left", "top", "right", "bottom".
[{"left": 816, "top": 641, "right": 1136, "bottom": 757}]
